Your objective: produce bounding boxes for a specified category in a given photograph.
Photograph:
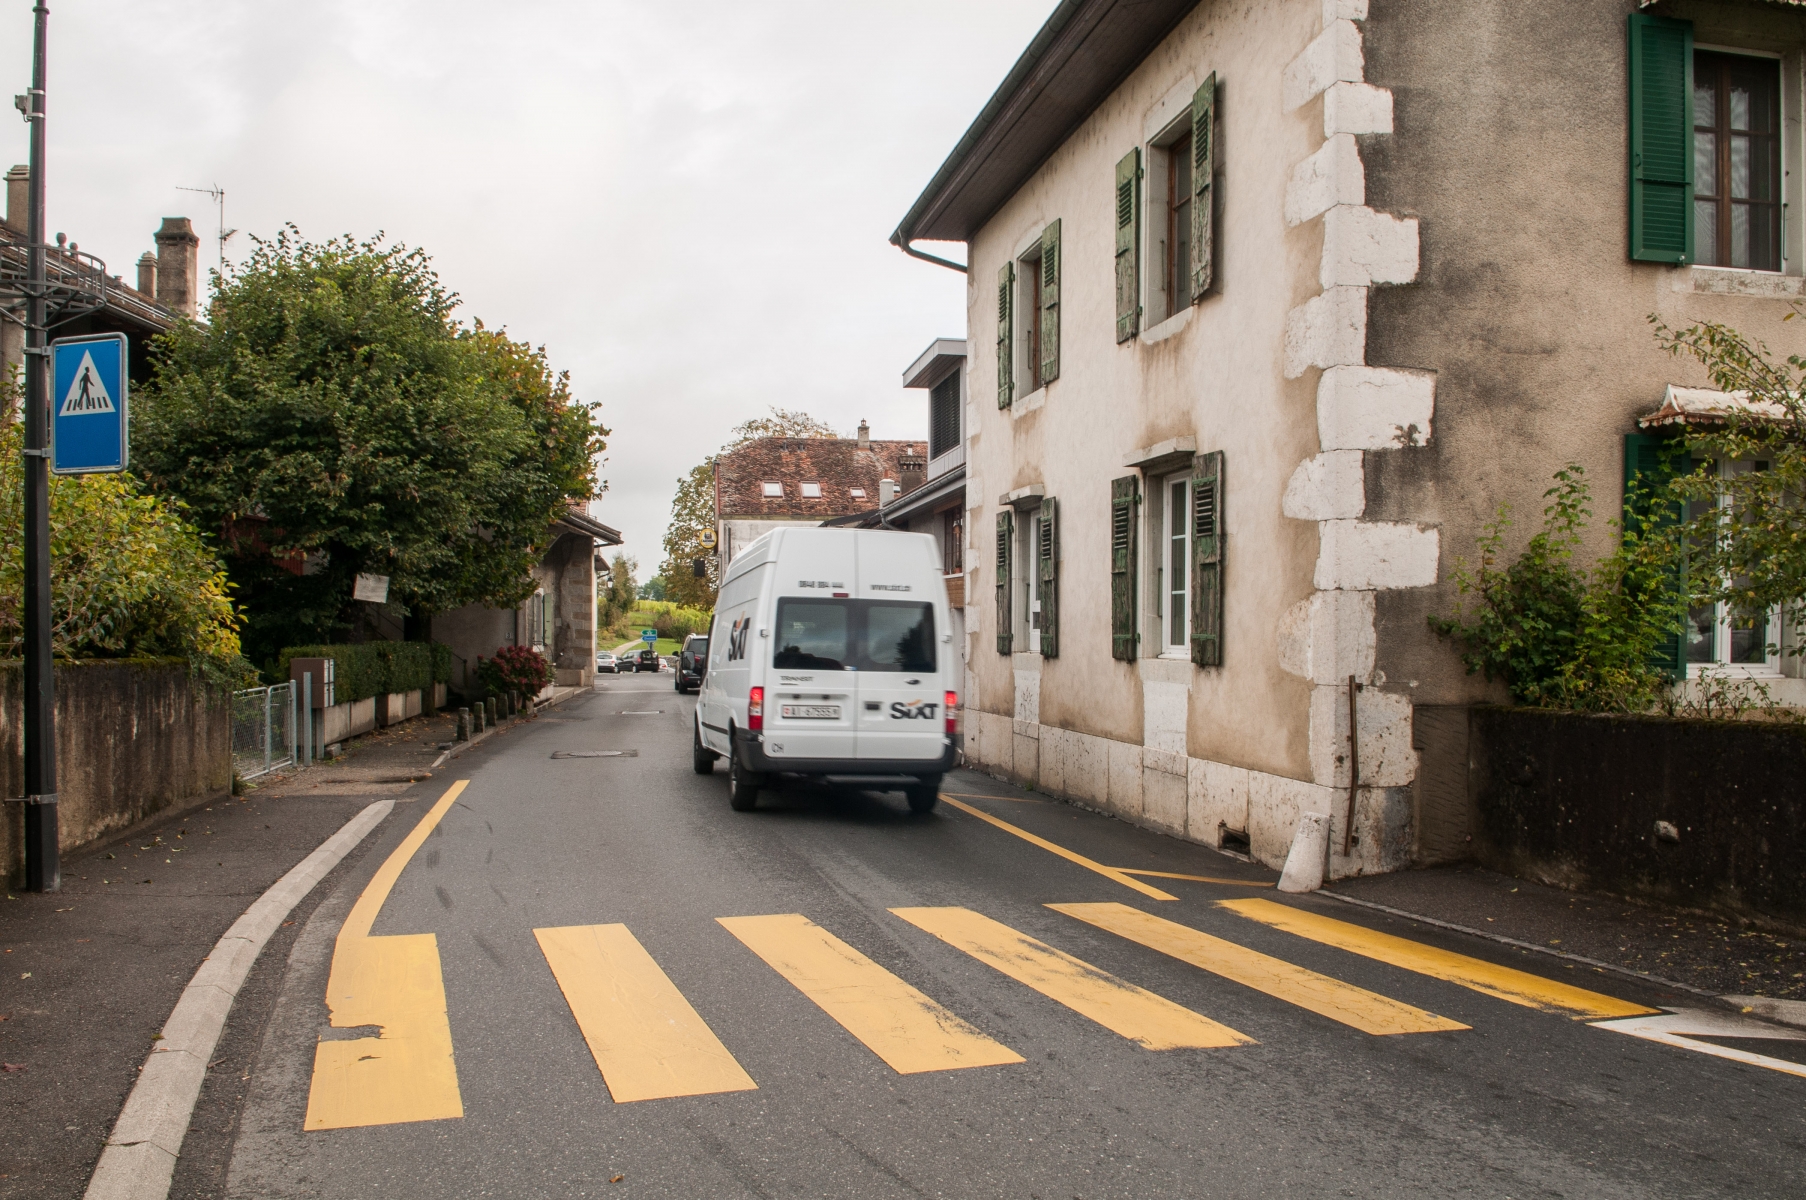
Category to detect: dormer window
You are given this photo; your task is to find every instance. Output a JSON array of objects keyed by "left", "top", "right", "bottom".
[
  {"left": 849, "top": 487, "right": 867, "bottom": 499},
  {"left": 800, "top": 481, "right": 822, "bottom": 498},
  {"left": 762, "top": 481, "right": 784, "bottom": 497}
]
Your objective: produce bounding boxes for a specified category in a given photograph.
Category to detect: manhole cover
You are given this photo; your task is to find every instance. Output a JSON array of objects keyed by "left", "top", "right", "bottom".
[
  {"left": 550, "top": 750, "right": 639, "bottom": 759},
  {"left": 618, "top": 710, "right": 663, "bottom": 715}
]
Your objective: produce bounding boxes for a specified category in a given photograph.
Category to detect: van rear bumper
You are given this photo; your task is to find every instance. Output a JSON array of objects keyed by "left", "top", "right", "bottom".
[{"left": 733, "top": 729, "right": 958, "bottom": 780}]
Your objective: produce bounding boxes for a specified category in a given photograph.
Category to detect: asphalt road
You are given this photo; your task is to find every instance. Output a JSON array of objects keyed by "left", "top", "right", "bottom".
[{"left": 207, "top": 675, "right": 1806, "bottom": 1199}]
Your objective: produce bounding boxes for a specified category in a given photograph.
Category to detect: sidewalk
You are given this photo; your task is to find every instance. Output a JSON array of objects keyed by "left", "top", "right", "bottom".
[
  {"left": 1325, "top": 864, "right": 1806, "bottom": 1012},
  {"left": 0, "top": 684, "right": 591, "bottom": 1199}
]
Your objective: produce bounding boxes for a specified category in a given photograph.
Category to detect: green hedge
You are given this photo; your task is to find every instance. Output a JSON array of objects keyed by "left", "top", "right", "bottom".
[{"left": 277, "top": 642, "right": 450, "bottom": 704}]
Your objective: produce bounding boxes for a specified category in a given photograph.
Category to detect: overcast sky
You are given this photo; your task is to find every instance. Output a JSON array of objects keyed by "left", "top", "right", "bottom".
[{"left": 0, "top": 0, "right": 1052, "bottom": 574}]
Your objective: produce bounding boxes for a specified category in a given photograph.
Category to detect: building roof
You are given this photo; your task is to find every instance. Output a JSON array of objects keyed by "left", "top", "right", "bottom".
[
  {"left": 556, "top": 504, "right": 623, "bottom": 545},
  {"left": 715, "top": 437, "right": 926, "bottom": 520},
  {"left": 1637, "top": 384, "right": 1790, "bottom": 429},
  {"left": 892, "top": 0, "right": 1201, "bottom": 249},
  {"left": 0, "top": 222, "right": 178, "bottom": 337}
]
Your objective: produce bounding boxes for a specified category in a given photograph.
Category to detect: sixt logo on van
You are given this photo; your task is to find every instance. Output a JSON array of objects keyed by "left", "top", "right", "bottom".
[
  {"left": 889, "top": 700, "right": 939, "bottom": 720},
  {"left": 727, "top": 616, "right": 751, "bottom": 662}
]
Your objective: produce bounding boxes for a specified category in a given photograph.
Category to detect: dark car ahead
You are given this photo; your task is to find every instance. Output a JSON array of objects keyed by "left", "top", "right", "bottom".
[
  {"left": 634, "top": 647, "right": 661, "bottom": 673},
  {"left": 675, "top": 634, "right": 709, "bottom": 693}
]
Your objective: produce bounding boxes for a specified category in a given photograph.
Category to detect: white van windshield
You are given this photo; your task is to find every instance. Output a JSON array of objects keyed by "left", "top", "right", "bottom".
[{"left": 772, "top": 599, "right": 935, "bottom": 672}]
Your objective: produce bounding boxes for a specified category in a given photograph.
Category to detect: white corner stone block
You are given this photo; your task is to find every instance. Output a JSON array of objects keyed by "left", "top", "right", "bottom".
[
  {"left": 1320, "top": 205, "right": 1419, "bottom": 289},
  {"left": 1285, "top": 134, "right": 1364, "bottom": 227},
  {"left": 1188, "top": 758, "right": 1251, "bottom": 846},
  {"left": 1012, "top": 668, "right": 1040, "bottom": 725},
  {"left": 1277, "top": 588, "right": 1377, "bottom": 684},
  {"left": 1317, "top": 365, "right": 1435, "bottom": 449},
  {"left": 1141, "top": 679, "right": 1189, "bottom": 755},
  {"left": 1324, "top": 81, "right": 1392, "bottom": 136},
  {"left": 1284, "top": 285, "right": 1368, "bottom": 379},
  {"left": 1322, "top": 0, "right": 1370, "bottom": 23},
  {"left": 1283, "top": 450, "right": 1366, "bottom": 522},
  {"left": 1284, "top": 20, "right": 1365, "bottom": 112},
  {"left": 1308, "top": 683, "right": 1417, "bottom": 788},
  {"left": 1314, "top": 520, "right": 1440, "bottom": 591}
]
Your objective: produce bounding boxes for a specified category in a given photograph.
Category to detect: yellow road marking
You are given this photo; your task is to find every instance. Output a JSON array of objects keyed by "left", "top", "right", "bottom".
[
  {"left": 1220, "top": 899, "right": 1659, "bottom": 1021},
  {"left": 535, "top": 923, "right": 757, "bottom": 1103},
  {"left": 892, "top": 907, "right": 1252, "bottom": 1050},
  {"left": 1114, "top": 868, "right": 1274, "bottom": 887},
  {"left": 717, "top": 913, "right": 1023, "bottom": 1074},
  {"left": 939, "top": 795, "right": 1178, "bottom": 901},
  {"left": 305, "top": 780, "right": 468, "bottom": 1131},
  {"left": 1049, "top": 902, "right": 1467, "bottom": 1036}
]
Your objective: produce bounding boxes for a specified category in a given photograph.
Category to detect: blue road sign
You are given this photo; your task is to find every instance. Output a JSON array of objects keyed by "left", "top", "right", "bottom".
[
  {"left": 51, "top": 333, "right": 128, "bottom": 474},
  {"left": 642, "top": 629, "right": 658, "bottom": 644}
]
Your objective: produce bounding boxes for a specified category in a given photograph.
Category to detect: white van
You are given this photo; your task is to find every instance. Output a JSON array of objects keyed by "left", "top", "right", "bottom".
[{"left": 693, "top": 527, "right": 958, "bottom": 813}]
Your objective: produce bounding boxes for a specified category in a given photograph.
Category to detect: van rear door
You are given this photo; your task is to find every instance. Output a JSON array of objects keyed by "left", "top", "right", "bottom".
[
  {"left": 766, "top": 594, "right": 856, "bottom": 763},
  {"left": 854, "top": 534, "right": 944, "bottom": 764}
]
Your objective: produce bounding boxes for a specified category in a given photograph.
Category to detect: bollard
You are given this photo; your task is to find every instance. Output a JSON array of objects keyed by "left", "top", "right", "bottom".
[
  {"left": 475, "top": 702, "right": 487, "bottom": 734},
  {"left": 487, "top": 697, "right": 498, "bottom": 726},
  {"left": 456, "top": 707, "right": 471, "bottom": 742}
]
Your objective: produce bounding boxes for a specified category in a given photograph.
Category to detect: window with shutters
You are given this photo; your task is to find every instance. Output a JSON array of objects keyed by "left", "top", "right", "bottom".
[
  {"left": 1143, "top": 115, "right": 1192, "bottom": 328},
  {"left": 1012, "top": 222, "right": 1061, "bottom": 396},
  {"left": 1160, "top": 471, "right": 1190, "bottom": 655},
  {"left": 1693, "top": 51, "right": 1781, "bottom": 271},
  {"left": 941, "top": 507, "right": 963, "bottom": 576},
  {"left": 1024, "top": 509, "right": 1045, "bottom": 635}
]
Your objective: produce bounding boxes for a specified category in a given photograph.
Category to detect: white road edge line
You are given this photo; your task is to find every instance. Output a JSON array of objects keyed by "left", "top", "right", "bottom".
[{"left": 82, "top": 798, "right": 397, "bottom": 1200}]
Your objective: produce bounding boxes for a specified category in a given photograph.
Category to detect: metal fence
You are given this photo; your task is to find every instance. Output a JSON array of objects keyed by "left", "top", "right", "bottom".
[{"left": 231, "top": 682, "right": 297, "bottom": 781}]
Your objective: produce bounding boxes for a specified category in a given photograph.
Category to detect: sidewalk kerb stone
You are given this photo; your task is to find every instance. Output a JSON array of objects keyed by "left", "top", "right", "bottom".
[{"left": 82, "top": 797, "right": 396, "bottom": 1200}]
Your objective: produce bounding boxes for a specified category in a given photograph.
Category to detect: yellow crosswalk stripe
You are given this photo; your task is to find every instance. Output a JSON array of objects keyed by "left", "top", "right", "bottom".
[
  {"left": 305, "top": 781, "right": 468, "bottom": 1131},
  {"left": 1048, "top": 902, "right": 1467, "bottom": 1036},
  {"left": 718, "top": 913, "right": 1024, "bottom": 1074},
  {"left": 1219, "top": 899, "right": 1659, "bottom": 1021},
  {"left": 535, "top": 923, "right": 758, "bottom": 1103},
  {"left": 892, "top": 907, "right": 1253, "bottom": 1050}
]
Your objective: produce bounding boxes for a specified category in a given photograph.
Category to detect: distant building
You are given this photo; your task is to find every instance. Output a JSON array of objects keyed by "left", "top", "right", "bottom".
[
  {"left": 0, "top": 164, "right": 197, "bottom": 408},
  {"left": 713, "top": 425, "right": 925, "bottom": 567}
]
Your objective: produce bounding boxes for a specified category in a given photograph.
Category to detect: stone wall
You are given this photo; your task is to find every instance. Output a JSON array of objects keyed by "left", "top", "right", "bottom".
[{"left": 0, "top": 660, "right": 231, "bottom": 885}]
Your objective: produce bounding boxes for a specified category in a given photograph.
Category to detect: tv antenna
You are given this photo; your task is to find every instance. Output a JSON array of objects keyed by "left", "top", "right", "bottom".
[{"left": 177, "top": 183, "right": 236, "bottom": 277}]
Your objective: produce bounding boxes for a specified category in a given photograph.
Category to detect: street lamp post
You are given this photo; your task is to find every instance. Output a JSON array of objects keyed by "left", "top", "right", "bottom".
[{"left": 20, "top": 2, "right": 57, "bottom": 892}]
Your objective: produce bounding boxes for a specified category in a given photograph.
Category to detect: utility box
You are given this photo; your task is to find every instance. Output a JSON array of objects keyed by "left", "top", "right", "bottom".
[{"left": 289, "top": 657, "right": 336, "bottom": 708}]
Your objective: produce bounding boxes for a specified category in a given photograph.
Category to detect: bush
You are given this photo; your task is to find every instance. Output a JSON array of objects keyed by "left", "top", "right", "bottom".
[
  {"left": 0, "top": 415, "right": 251, "bottom": 685},
  {"left": 276, "top": 641, "right": 449, "bottom": 703},
  {"left": 476, "top": 644, "right": 551, "bottom": 696},
  {"left": 1430, "top": 465, "right": 1686, "bottom": 713}
]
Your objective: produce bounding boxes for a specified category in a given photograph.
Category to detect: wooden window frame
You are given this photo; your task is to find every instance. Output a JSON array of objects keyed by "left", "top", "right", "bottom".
[
  {"left": 1164, "top": 130, "right": 1193, "bottom": 321},
  {"left": 1019, "top": 246, "right": 1044, "bottom": 394},
  {"left": 1693, "top": 49, "right": 1783, "bottom": 271}
]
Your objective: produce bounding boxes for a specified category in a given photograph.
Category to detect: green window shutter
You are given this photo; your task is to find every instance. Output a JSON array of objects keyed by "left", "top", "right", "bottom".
[
  {"left": 1623, "top": 432, "right": 1685, "bottom": 677},
  {"left": 1190, "top": 451, "right": 1224, "bottom": 667},
  {"left": 1627, "top": 13, "right": 1693, "bottom": 263},
  {"left": 995, "top": 509, "right": 1013, "bottom": 655},
  {"left": 1114, "top": 148, "right": 1140, "bottom": 343},
  {"left": 1038, "top": 497, "right": 1059, "bottom": 658},
  {"left": 1040, "top": 219, "right": 1061, "bottom": 385},
  {"left": 1189, "top": 73, "right": 1216, "bottom": 302},
  {"left": 1110, "top": 476, "right": 1139, "bottom": 661},
  {"left": 996, "top": 261, "right": 1015, "bottom": 409}
]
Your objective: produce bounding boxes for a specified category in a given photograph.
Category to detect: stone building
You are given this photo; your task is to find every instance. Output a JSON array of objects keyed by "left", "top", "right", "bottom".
[
  {"left": 0, "top": 164, "right": 197, "bottom": 403},
  {"left": 713, "top": 425, "right": 926, "bottom": 567},
  {"left": 891, "top": 0, "right": 1806, "bottom": 878}
]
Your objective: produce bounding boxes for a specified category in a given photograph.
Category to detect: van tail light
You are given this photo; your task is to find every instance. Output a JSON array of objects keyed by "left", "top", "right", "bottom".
[
  {"left": 945, "top": 691, "right": 958, "bottom": 735},
  {"left": 748, "top": 686, "right": 764, "bottom": 732}
]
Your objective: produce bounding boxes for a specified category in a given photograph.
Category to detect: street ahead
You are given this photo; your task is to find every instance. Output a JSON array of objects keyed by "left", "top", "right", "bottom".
[{"left": 213, "top": 675, "right": 1805, "bottom": 1199}]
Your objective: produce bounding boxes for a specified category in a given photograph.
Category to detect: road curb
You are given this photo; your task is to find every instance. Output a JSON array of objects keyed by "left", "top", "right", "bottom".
[
  {"left": 81, "top": 799, "right": 396, "bottom": 1200},
  {"left": 429, "top": 685, "right": 590, "bottom": 771}
]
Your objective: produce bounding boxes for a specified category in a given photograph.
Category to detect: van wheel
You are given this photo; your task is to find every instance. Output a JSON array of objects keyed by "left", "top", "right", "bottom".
[
  {"left": 692, "top": 722, "right": 716, "bottom": 775},
  {"left": 728, "top": 752, "right": 761, "bottom": 811},
  {"left": 905, "top": 776, "right": 942, "bottom": 814}
]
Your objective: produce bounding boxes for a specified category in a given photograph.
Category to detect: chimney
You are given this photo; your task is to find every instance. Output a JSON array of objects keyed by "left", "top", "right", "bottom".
[
  {"left": 136, "top": 252, "right": 158, "bottom": 297},
  {"left": 4, "top": 165, "right": 27, "bottom": 234},
  {"left": 898, "top": 451, "right": 926, "bottom": 495},
  {"left": 879, "top": 477, "right": 898, "bottom": 507},
  {"left": 857, "top": 420, "right": 870, "bottom": 450},
  {"left": 154, "top": 216, "right": 200, "bottom": 317}
]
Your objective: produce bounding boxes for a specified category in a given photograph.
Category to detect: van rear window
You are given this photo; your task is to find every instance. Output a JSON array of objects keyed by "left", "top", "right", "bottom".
[{"left": 773, "top": 599, "right": 935, "bottom": 672}]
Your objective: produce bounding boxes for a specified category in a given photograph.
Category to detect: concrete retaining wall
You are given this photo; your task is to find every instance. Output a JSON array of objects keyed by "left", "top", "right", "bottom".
[{"left": 0, "top": 660, "right": 231, "bottom": 885}]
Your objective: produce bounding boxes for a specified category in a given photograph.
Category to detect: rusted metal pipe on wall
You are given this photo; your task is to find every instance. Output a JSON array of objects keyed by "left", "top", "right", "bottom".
[{"left": 1343, "top": 674, "right": 1362, "bottom": 858}]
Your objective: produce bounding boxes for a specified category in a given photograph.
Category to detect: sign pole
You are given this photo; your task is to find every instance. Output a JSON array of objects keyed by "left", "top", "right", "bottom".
[{"left": 21, "top": 2, "right": 57, "bottom": 891}]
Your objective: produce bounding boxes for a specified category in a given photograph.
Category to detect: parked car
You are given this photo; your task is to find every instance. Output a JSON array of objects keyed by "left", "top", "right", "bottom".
[
  {"left": 596, "top": 651, "right": 619, "bottom": 674},
  {"left": 634, "top": 647, "right": 661, "bottom": 673},
  {"left": 675, "top": 633, "right": 709, "bottom": 693},
  {"left": 694, "top": 527, "right": 955, "bottom": 813}
]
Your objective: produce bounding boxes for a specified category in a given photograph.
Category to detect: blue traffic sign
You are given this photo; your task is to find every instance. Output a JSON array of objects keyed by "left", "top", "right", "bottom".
[
  {"left": 51, "top": 333, "right": 128, "bottom": 475},
  {"left": 642, "top": 629, "right": 658, "bottom": 644}
]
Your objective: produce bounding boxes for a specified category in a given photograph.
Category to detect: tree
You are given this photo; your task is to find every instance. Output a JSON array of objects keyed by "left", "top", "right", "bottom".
[
  {"left": 1652, "top": 316, "right": 1806, "bottom": 648},
  {"left": 658, "top": 408, "right": 838, "bottom": 610},
  {"left": 638, "top": 575, "right": 666, "bottom": 601},
  {"left": 598, "top": 553, "right": 636, "bottom": 628},
  {"left": 132, "top": 228, "right": 606, "bottom": 667}
]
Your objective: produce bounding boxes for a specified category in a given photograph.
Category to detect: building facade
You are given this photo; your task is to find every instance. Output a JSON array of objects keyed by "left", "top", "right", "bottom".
[
  {"left": 714, "top": 429, "right": 926, "bottom": 566},
  {"left": 893, "top": 0, "right": 1806, "bottom": 877}
]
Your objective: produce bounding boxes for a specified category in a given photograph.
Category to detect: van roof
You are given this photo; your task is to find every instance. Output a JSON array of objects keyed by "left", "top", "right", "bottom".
[{"left": 720, "top": 525, "right": 933, "bottom": 587}]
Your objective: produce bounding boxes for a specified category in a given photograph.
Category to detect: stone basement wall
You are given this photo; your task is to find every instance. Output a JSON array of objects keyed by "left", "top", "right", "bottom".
[
  {"left": 962, "top": 2, "right": 1433, "bottom": 881},
  {"left": 0, "top": 660, "right": 231, "bottom": 886}
]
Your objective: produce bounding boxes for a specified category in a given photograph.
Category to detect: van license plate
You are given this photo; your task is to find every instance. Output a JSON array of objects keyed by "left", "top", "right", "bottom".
[{"left": 782, "top": 704, "right": 841, "bottom": 720}]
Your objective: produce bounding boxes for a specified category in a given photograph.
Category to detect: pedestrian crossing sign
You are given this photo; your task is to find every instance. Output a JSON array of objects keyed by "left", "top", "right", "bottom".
[{"left": 51, "top": 333, "right": 128, "bottom": 474}]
